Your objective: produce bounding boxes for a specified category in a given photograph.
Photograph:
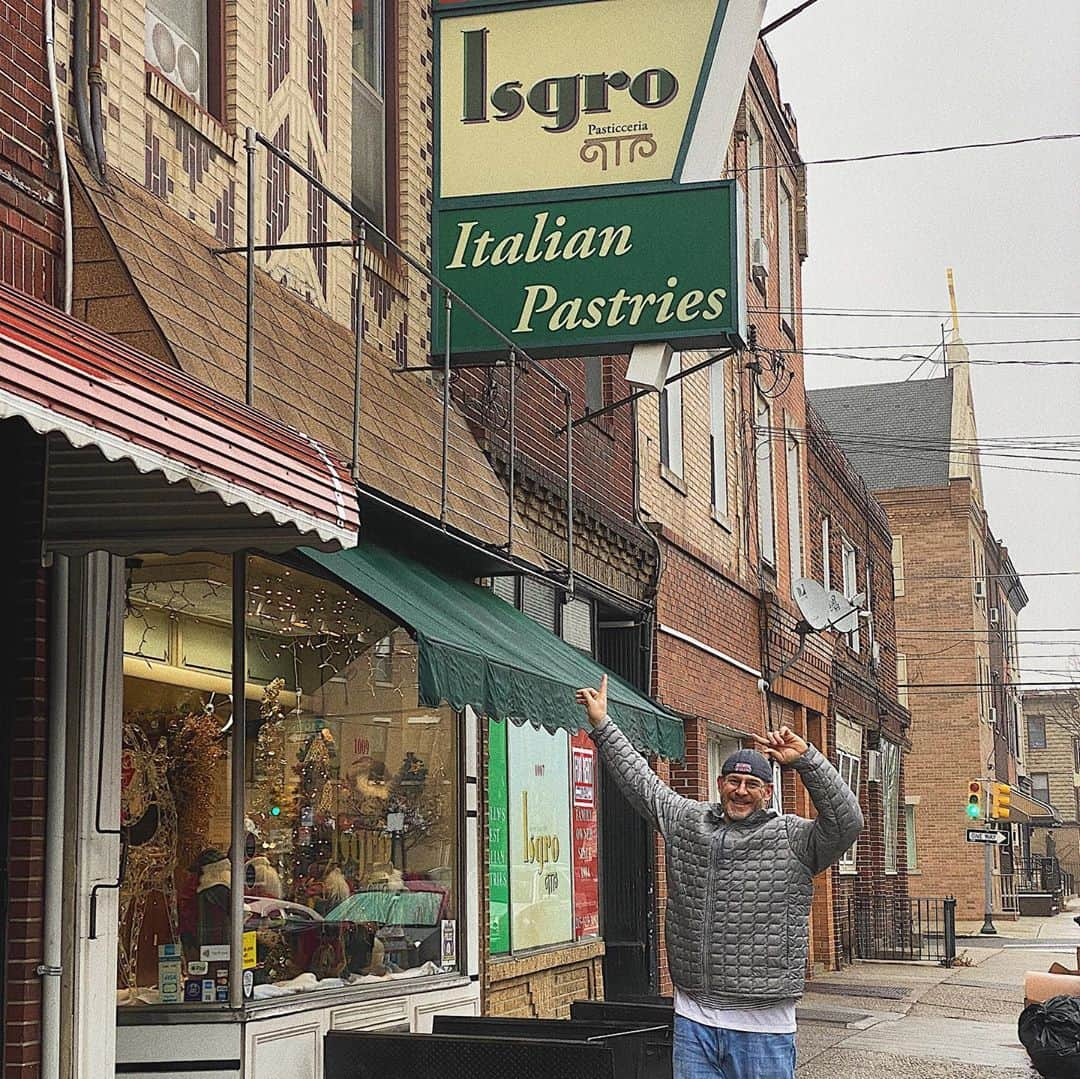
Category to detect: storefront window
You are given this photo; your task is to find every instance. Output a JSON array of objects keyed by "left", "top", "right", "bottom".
[
  {"left": 243, "top": 556, "right": 458, "bottom": 998},
  {"left": 120, "top": 552, "right": 235, "bottom": 1005},
  {"left": 119, "top": 552, "right": 460, "bottom": 1007}
]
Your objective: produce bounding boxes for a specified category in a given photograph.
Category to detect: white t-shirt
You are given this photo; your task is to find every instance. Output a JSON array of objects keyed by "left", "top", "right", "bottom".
[{"left": 674, "top": 988, "right": 797, "bottom": 1035}]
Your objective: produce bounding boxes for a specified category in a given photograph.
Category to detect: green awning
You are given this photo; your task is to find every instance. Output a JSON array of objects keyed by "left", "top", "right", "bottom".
[{"left": 303, "top": 543, "right": 683, "bottom": 759}]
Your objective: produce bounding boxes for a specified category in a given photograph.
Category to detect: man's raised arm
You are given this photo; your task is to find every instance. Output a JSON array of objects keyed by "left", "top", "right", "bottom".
[
  {"left": 753, "top": 727, "right": 864, "bottom": 875},
  {"left": 577, "top": 675, "right": 688, "bottom": 836}
]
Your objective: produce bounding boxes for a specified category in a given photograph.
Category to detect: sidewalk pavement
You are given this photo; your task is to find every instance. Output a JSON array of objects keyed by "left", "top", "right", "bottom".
[{"left": 793, "top": 901, "right": 1080, "bottom": 1077}]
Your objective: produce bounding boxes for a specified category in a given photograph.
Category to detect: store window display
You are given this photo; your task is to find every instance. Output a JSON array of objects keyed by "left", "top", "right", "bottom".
[{"left": 118, "top": 552, "right": 460, "bottom": 1007}]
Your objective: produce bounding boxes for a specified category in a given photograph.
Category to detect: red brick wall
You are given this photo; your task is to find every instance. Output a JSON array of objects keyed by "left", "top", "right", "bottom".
[
  {"left": 0, "top": 0, "right": 62, "bottom": 304},
  {"left": 453, "top": 353, "right": 637, "bottom": 531},
  {"left": 3, "top": 423, "right": 48, "bottom": 1078}
]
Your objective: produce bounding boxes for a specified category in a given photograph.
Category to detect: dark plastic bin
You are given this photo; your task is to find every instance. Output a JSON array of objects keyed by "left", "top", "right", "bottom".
[
  {"left": 432, "top": 1015, "right": 671, "bottom": 1079},
  {"left": 571, "top": 998, "right": 675, "bottom": 1035},
  {"left": 324, "top": 1030, "right": 617, "bottom": 1079}
]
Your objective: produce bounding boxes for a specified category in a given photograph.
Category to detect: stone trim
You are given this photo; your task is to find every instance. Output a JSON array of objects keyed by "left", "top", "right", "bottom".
[{"left": 145, "top": 66, "right": 236, "bottom": 159}]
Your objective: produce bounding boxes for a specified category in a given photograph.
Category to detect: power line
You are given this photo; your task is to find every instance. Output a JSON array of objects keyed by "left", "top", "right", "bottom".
[
  {"left": 741, "top": 132, "right": 1080, "bottom": 171},
  {"left": 802, "top": 352, "right": 1080, "bottom": 366},
  {"left": 904, "top": 572, "right": 1080, "bottom": 581},
  {"left": 748, "top": 306, "right": 1080, "bottom": 319},
  {"left": 790, "top": 337, "right": 1080, "bottom": 350}
]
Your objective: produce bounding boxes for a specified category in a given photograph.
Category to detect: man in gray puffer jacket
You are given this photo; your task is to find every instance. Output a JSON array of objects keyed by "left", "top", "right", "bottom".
[{"left": 577, "top": 675, "right": 863, "bottom": 1079}]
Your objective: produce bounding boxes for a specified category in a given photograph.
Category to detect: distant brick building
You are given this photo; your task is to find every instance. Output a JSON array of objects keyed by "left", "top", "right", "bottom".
[
  {"left": 810, "top": 330, "right": 1028, "bottom": 921},
  {"left": 1023, "top": 689, "right": 1080, "bottom": 878},
  {"left": 805, "top": 404, "right": 909, "bottom": 962}
]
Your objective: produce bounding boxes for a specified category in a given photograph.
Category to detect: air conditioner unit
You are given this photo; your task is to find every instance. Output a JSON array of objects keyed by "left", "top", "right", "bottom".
[
  {"left": 145, "top": 10, "right": 202, "bottom": 104},
  {"left": 989, "top": 607, "right": 1000, "bottom": 626},
  {"left": 866, "top": 750, "right": 882, "bottom": 783},
  {"left": 973, "top": 579, "right": 986, "bottom": 600},
  {"left": 750, "top": 236, "right": 769, "bottom": 288}
]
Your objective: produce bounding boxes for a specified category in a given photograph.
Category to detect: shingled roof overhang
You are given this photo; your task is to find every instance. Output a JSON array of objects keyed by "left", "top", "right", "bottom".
[{"left": 0, "top": 283, "right": 359, "bottom": 555}]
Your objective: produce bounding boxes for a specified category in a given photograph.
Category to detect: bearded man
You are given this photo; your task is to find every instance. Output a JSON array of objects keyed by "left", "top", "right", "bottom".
[{"left": 577, "top": 675, "right": 863, "bottom": 1079}]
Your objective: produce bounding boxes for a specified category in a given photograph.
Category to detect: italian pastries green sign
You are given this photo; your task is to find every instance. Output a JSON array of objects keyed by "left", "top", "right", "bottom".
[{"left": 434, "top": 181, "right": 741, "bottom": 360}]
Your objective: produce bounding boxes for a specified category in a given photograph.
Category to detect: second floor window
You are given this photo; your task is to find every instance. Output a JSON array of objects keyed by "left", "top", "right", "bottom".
[
  {"left": 145, "top": 1, "right": 223, "bottom": 118},
  {"left": 755, "top": 393, "right": 775, "bottom": 566},
  {"left": 1030, "top": 771, "right": 1051, "bottom": 806},
  {"left": 659, "top": 356, "right": 684, "bottom": 480},
  {"left": 778, "top": 182, "right": 794, "bottom": 332},
  {"left": 1027, "top": 714, "right": 1047, "bottom": 750},
  {"left": 786, "top": 431, "right": 802, "bottom": 587},
  {"left": 842, "top": 536, "right": 860, "bottom": 652},
  {"left": 352, "top": 0, "right": 387, "bottom": 232},
  {"left": 709, "top": 361, "right": 728, "bottom": 516}
]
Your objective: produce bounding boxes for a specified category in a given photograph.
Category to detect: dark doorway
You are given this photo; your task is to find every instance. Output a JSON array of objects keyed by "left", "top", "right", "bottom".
[{"left": 595, "top": 614, "right": 656, "bottom": 996}]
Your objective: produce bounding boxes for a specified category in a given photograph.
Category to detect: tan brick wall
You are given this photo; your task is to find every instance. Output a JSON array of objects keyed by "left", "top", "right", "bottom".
[
  {"left": 1023, "top": 690, "right": 1080, "bottom": 827},
  {"left": 54, "top": 0, "right": 431, "bottom": 373},
  {"left": 881, "top": 481, "right": 998, "bottom": 918}
]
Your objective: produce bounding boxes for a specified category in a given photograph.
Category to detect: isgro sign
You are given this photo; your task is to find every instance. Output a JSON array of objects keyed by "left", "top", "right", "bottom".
[{"left": 434, "top": 182, "right": 741, "bottom": 360}]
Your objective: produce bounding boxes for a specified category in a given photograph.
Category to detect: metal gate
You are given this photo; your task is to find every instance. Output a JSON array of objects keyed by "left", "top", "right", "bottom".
[
  {"left": 841, "top": 896, "right": 956, "bottom": 967},
  {"left": 596, "top": 620, "right": 656, "bottom": 996}
]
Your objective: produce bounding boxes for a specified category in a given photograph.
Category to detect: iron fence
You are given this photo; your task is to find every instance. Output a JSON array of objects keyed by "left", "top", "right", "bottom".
[
  {"left": 1013, "top": 856, "right": 1072, "bottom": 896},
  {"left": 841, "top": 896, "right": 956, "bottom": 967}
]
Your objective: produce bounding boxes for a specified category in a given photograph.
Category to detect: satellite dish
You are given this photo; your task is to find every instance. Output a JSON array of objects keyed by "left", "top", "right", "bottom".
[
  {"left": 793, "top": 579, "right": 865, "bottom": 634},
  {"left": 793, "top": 578, "right": 832, "bottom": 630},
  {"left": 828, "top": 590, "right": 865, "bottom": 634}
]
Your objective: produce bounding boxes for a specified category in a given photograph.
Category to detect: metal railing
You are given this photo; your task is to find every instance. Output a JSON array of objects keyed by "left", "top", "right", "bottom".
[
  {"left": 218, "top": 128, "right": 582, "bottom": 591},
  {"left": 1012, "top": 856, "right": 1072, "bottom": 896},
  {"left": 841, "top": 896, "right": 956, "bottom": 967}
]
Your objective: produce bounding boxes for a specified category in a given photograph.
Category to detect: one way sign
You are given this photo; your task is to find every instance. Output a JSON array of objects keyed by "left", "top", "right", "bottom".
[{"left": 966, "top": 828, "right": 1010, "bottom": 846}]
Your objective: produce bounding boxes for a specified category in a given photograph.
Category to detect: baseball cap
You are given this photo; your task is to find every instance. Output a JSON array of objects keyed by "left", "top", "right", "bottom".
[{"left": 720, "top": 749, "right": 773, "bottom": 785}]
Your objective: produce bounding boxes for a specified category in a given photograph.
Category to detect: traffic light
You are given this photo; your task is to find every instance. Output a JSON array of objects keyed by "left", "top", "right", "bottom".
[
  {"left": 966, "top": 781, "right": 983, "bottom": 819},
  {"left": 990, "top": 782, "right": 1011, "bottom": 820}
]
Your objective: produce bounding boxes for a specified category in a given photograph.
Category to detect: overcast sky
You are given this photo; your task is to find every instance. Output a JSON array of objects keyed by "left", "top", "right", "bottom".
[{"left": 763, "top": 0, "right": 1080, "bottom": 685}]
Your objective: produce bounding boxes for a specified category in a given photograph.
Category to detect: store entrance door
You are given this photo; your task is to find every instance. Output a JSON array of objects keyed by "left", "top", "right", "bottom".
[{"left": 595, "top": 618, "right": 656, "bottom": 997}]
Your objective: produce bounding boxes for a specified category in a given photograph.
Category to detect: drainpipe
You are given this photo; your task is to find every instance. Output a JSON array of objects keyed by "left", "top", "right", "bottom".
[
  {"left": 38, "top": 554, "right": 68, "bottom": 1079},
  {"left": 88, "top": 0, "right": 106, "bottom": 175},
  {"left": 71, "top": 0, "right": 98, "bottom": 177},
  {"left": 44, "top": 0, "right": 73, "bottom": 312}
]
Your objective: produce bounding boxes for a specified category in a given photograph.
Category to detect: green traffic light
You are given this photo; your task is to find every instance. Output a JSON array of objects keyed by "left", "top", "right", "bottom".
[{"left": 966, "top": 803, "right": 980, "bottom": 819}]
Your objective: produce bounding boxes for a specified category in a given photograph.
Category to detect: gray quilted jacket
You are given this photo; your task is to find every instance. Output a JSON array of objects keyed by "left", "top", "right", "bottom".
[{"left": 590, "top": 717, "right": 863, "bottom": 1002}]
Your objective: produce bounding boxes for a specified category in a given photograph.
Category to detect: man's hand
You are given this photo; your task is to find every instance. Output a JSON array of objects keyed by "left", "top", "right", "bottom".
[
  {"left": 576, "top": 674, "right": 608, "bottom": 729},
  {"left": 751, "top": 726, "right": 808, "bottom": 766}
]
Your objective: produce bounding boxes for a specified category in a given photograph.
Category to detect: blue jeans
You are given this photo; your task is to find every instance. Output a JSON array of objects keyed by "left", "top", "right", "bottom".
[{"left": 673, "top": 1015, "right": 797, "bottom": 1079}]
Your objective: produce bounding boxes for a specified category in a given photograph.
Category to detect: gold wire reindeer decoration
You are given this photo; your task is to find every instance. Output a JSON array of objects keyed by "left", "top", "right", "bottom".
[{"left": 118, "top": 723, "right": 179, "bottom": 995}]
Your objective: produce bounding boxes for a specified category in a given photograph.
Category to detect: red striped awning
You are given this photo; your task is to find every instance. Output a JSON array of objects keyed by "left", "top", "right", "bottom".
[{"left": 0, "top": 284, "right": 359, "bottom": 552}]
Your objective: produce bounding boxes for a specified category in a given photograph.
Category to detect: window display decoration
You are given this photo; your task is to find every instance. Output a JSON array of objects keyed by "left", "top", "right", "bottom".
[{"left": 119, "top": 723, "right": 180, "bottom": 997}]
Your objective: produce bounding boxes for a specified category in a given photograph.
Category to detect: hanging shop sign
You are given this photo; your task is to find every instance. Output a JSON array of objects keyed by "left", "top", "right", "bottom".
[
  {"left": 435, "top": 0, "right": 767, "bottom": 200},
  {"left": 570, "top": 731, "right": 599, "bottom": 940},
  {"left": 434, "top": 182, "right": 742, "bottom": 359},
  {"left": 432, "top": 0, "right": 762, "bottom": 359}
]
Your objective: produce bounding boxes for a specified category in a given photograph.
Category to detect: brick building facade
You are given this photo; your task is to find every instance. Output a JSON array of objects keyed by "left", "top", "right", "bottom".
[
  {"left": 633, "top": 41, "right": 871, "bottom": 988},
  {"left": 1023, "top": 689, "right": 1080, "bottom": 877}
]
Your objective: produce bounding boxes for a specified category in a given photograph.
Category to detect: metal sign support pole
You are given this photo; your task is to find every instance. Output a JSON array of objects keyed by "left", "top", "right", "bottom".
[
  {"left": 440, "top": 292, "right": 452, "bottom": 524},
  {"left": 980, "top": 830, "right": 996, "bottom": 934},
  {"left": 352, "top": 225, "right": 366, "bottom": 482}
]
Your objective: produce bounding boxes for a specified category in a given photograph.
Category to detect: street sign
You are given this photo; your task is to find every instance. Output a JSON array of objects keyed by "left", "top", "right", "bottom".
[{"left": 966, "top": 828, "right": 1010, "bottom": 846}]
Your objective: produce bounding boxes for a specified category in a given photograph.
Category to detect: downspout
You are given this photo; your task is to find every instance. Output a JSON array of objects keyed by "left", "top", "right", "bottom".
[
  {"left": 39, "top": 555, "right": 68, "bottom": 1079},
  {"left": 71, "top": 0, "right": 99, "bottom": 178},
  {"left": 88, "top": 0, "right": 106, "bottom": 175},
  {"left": 45, "top": 0, "right": 73, "bottom": 312},
  {"left": 42, "top": 6, "right": 72, "bottom": 1078}
]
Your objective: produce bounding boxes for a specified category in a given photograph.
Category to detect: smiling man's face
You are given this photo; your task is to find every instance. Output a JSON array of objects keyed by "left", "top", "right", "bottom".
[{"left": 719, "top": 773, "right": 772, "bottom": 820}]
